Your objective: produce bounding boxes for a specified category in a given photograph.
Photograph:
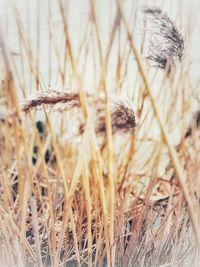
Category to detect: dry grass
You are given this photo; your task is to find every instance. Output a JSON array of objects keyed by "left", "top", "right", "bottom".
[{"left": 0, "top": 1, "right": 199, "bottom": 266}]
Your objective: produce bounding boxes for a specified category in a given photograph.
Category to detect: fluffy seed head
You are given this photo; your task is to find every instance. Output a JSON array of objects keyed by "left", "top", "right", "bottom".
[{"left": 144, "top": 7, "right": 184, "bottom": 71}]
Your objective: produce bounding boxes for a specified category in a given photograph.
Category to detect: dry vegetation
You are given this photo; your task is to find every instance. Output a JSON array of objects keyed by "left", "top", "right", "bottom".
[{"left": 0, "top": 1, "right": 200, "bottom": 266}]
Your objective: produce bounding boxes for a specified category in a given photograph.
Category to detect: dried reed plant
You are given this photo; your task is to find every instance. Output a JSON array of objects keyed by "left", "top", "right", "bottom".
[
  {"left": 143, "top": 7, "right": 184, "bottom": 71},
  {"left": 23, "top": 90, "right": 136, "bottom": 135},
  {"left": 0, "top": 1, "right": 199, "bottom": 267}
]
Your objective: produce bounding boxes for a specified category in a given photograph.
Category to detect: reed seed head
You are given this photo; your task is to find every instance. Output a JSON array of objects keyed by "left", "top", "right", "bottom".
[
  {"left": 144, "top": 7, "right": 184, "bottom": 71},
  {"left": 22, "top": 91, "right": 136, "bottom": 136}
]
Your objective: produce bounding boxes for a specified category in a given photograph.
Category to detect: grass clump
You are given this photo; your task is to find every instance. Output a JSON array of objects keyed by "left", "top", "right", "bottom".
[{"left": 0, "top": 1, "right": 199, "bottom": 266}]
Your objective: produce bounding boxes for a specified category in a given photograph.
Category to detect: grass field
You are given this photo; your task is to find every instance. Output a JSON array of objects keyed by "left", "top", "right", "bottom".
[{"left": 0, "top": 1, "right": 200, "bottom": 266}]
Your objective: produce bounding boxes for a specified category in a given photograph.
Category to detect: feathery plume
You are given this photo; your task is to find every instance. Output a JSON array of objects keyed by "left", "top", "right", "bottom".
[
  {"left": 143, "top": 7, "right": 184, "bottom": 71},
  {"left": 22, "top": 91, "right": 136, "bottom": 135},
  {"left": 22, "top": 91, "right": 80, "bottom": 112}
]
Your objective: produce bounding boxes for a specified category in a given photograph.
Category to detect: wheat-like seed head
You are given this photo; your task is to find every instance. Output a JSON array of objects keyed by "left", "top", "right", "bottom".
[{"left": 22, "top": 91, "right": 136, "bottom": 136}]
